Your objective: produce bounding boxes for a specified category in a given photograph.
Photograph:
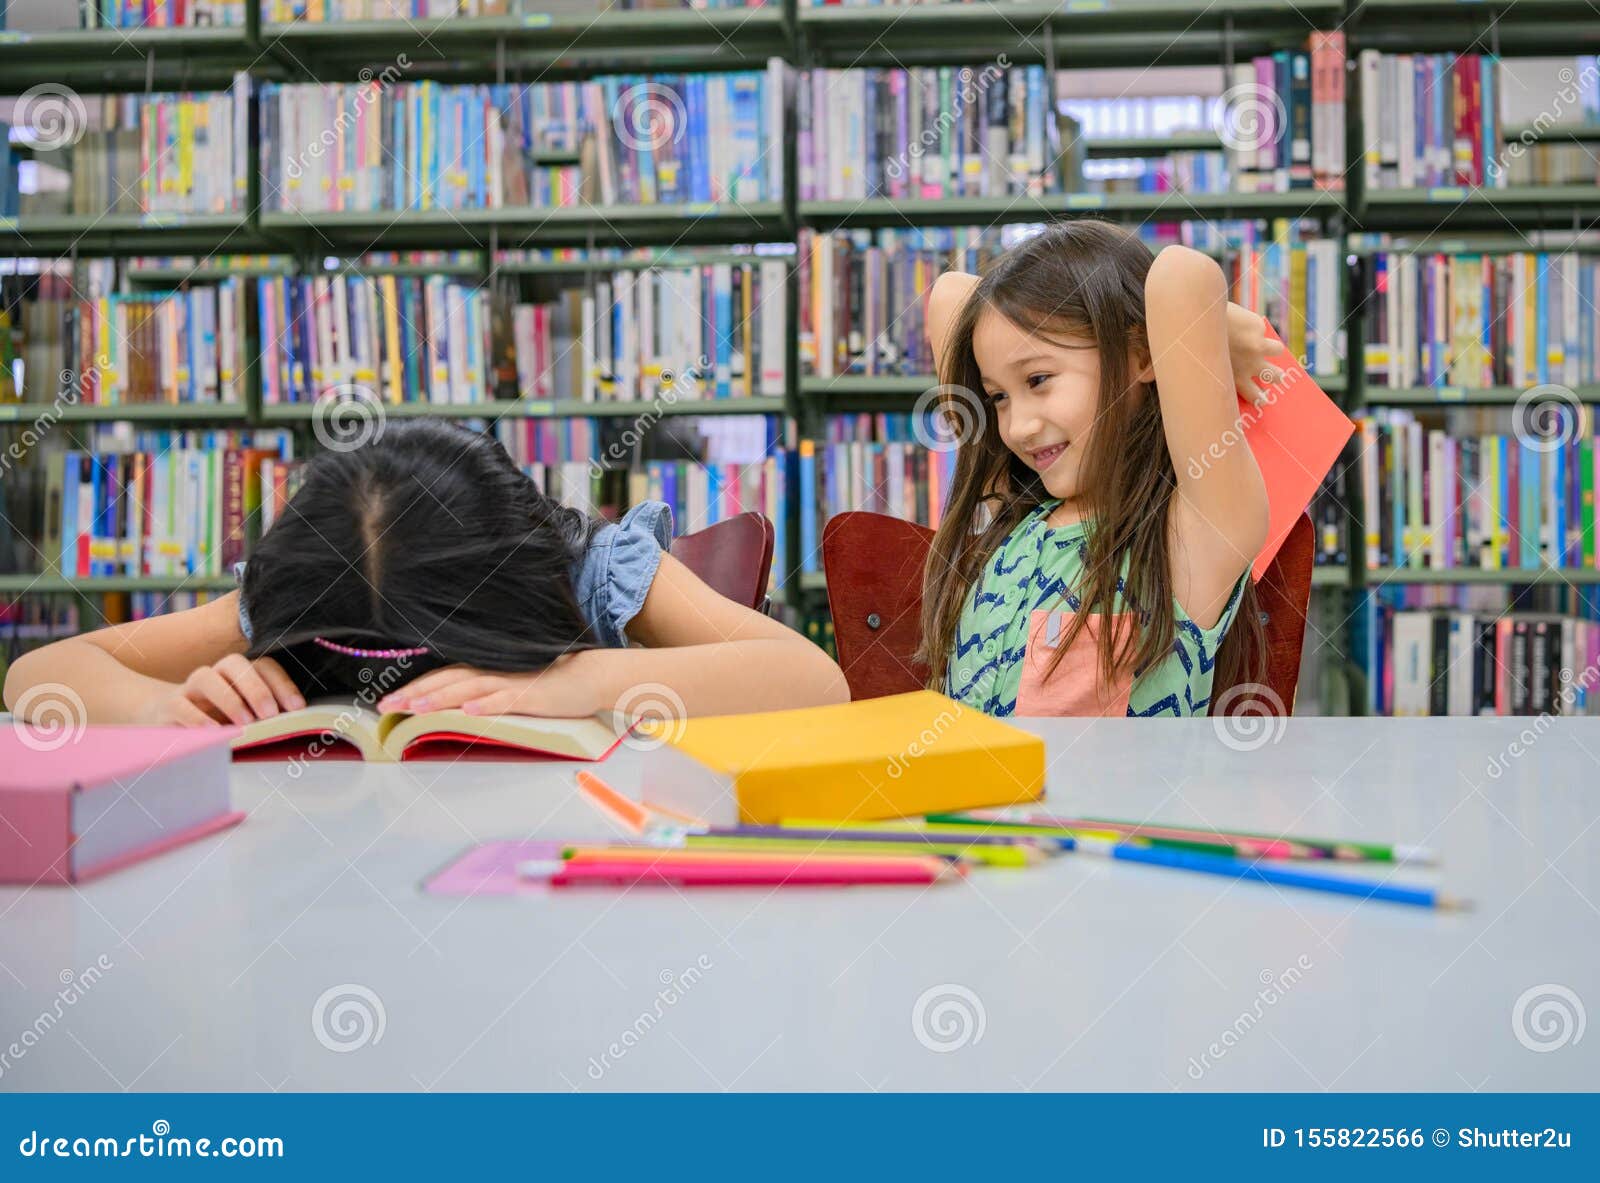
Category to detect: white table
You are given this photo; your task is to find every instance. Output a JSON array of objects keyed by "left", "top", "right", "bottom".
[{"left": 1, "top": 717, "right": 1596, "bottom": 1092}]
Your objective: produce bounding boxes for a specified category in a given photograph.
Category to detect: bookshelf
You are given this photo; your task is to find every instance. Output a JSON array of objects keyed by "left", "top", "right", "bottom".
[{"left": 3, "top": 1, "right": 1600, "bottom": 714}]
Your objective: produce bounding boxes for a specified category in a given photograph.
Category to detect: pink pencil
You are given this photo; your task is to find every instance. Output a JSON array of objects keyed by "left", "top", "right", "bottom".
[{"left": 536, "top": 857, "right": 961, "bottom": 888}]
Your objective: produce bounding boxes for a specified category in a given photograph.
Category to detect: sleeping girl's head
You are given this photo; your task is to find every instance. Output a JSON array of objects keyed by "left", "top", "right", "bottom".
[
  {"left": 919, "top": 219, "right": 1261, "bottom": 695},
  {"left": 238, "top": 419, "right": 600, "bottom": 697}
]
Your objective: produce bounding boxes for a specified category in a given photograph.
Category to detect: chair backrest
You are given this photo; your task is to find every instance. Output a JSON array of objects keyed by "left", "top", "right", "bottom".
[
  {"left": 671, "top": 512, "right": 775, "bottom": 611},
  {"left": 822, "top": 511, "right": 934, "bottom": 700},
  {"left": 822, "top": 509, "right": 1316, "bottom": 716},
  {"left": 1209, "top": 512, "right": 1316, "bottom": 718}
]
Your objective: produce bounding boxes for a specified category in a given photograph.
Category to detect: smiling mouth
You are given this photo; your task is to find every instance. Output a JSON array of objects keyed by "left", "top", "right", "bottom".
[{"left": 1029, "top": 443, "right": 1068, "bottom": 470}]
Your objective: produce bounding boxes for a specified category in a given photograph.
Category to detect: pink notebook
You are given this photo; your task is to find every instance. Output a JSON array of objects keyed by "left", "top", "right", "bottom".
[
  {"left": 0, "top": 727, "right": 243, "bottom": 885},
  {"left": 422, "top": 840, "right": 569, "bottom": 896}
]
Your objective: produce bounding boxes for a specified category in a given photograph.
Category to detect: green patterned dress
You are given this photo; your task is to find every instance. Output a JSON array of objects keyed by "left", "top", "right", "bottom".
[{"left": 945, "top": 499, "right": 1247, "bottom": 717}]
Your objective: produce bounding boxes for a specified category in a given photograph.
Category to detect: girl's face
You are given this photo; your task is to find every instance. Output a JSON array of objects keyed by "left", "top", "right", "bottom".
[
  {"left": 972, "top": 308, "right": 1102, "bottom": 501},
  {"left": 972, "top": 307, "right": 1152, "bottom": 503}
]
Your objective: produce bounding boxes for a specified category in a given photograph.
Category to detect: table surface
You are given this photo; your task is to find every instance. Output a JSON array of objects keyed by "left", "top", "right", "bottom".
[{"left": 1, "top": 716, "right": 1596, "bottom": 1092}]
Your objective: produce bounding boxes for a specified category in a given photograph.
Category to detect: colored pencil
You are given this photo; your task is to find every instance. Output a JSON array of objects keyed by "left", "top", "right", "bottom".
[
  {"left": 929, "top": 810, "right": 1315, "bottom": 860},
  {"left": 708, "top": 823, "right": 1064, "bottom": 850},
  {"left": 679, "top": 835, "right": 1040, "bottom": 868},
  {"left": 1066, "top": 835, "right": 1464, "bottom": 910},
  {"left": 556, "top": 845, "right": 940, "bottom": 877},
  {"left": 527, "top": 857, "right": 959, "bottom": 888},
  {"left": 1077, "top": 814, "right": 1435, "bottom": 865}
]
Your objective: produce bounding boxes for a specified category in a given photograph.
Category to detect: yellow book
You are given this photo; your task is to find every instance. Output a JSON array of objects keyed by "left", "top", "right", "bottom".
[
  {"left": 622, "top": 690, "right": 1045, "bottom": 826},
  {"left": 381, "top": 274, "right": 403, "bottom": 403}
]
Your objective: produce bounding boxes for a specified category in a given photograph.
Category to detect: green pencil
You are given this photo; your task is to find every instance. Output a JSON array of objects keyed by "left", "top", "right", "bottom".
[{"left": 1077, "top": 815, "right": 1434, "bottom": 865}]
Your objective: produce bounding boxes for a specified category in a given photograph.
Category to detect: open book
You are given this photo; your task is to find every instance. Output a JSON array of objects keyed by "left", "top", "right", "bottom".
[{"left": 232, "top": 700, "right": 630, "bottom": 763}]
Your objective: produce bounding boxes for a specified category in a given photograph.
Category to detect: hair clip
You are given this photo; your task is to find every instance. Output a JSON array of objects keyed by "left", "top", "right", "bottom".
[{"left": 312, "top": 636, "right": 431, "bottom": 660}]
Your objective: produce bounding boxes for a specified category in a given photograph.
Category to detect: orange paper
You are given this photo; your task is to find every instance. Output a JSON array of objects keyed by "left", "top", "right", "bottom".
[{"left": 1238, "top": 330, "right": 1355, "bottom": 580}]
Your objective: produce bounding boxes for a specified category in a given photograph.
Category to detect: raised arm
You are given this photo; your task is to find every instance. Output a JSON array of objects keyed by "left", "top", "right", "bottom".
[
  {"left": 1142, "top": 245, "right": 1270, "bottom": 627},
  {"left": 926, "top": 270, "right": 980, "bottom": 381}
]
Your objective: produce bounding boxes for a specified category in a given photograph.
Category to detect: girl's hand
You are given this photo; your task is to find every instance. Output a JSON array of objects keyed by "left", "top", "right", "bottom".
[
  {"left": 375, "top": 651, "right": 616, "bottom": 719},
  {"left": 140, "top": 654, "right": 306, "bottom": 727},
  {"left": 1225, "top": 303, "right": 1286, "bottom": 407}
]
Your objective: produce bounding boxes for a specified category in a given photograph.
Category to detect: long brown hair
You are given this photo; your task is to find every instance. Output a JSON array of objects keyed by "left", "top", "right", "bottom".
[{"left": 916, "top": 220, "right": 1263, "bottom": 703}]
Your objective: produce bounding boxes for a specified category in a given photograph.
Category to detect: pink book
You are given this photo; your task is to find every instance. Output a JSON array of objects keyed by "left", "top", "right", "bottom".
[{"left": 0, "top": 727, "right": 241, "bottom": 886}]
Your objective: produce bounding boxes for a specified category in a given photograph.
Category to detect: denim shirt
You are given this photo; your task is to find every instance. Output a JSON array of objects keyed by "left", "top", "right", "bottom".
[{"left": 234, "top": 500, "right": 674, "bottom": 650}]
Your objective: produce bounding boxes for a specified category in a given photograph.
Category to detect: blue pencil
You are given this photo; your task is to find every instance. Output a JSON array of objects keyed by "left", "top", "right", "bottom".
[{"left": 1067, "top": 836, "right": 1465, "bottom": 910}]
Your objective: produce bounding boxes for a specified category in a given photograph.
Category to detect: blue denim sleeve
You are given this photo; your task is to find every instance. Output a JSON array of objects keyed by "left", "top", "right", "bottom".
[
  {"left": 575, "top": 500, "right": 674, "bottom": 648},
  {"left": 233, "top": 560, "right": 253, "bottom": 643}
]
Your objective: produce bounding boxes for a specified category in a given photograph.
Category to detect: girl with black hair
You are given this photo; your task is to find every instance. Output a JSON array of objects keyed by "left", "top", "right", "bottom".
[{"left": 4, "top": 419, "right": 847, "bottom": 727}]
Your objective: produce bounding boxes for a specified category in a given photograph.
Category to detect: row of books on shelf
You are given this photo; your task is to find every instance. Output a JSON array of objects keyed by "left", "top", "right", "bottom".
[
  {"left": 10, "top": 57, "right": 1600, "bottom": 222},
  {"left": 20, "top": 430, "right": 302, "bottom": 580},
  {"left": 1362, "top": 250, "right": 1600, "bottom": 390},
  {"left": 2, "top": 78, "right": 251, "bottom": 219},
  {"left": 1356, "top": 51, "right": 1593, "bottom": 190},
  {"left": 1364, "top": 584, "right": 1600, "bottom": 716},
  {"left": 1220, "top": 34, "right": 1348, "bottom": 194},
  {"left": 0, "top": 262, "right": 242, "bottom": 404},
  {"left": 38, "top": 2, "right": 247, "bottom": 27},
  {"left": 261, "top": 0, "right": 740, "bottom": 18},
  {"left": 798, "top": 65, "right": 1065, "bottom": 202},
  {"left": 258, "top": 259, "right": 787, "bottom": 405},
  {"left": 1358, "top": 409, "right": 1600, "bottom": 572},
  {"left": 261, "top": 66, "right": 784, "bottom": 213}
]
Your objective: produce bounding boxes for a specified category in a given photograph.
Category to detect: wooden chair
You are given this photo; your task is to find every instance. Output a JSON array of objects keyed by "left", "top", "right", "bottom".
[
  {"left": 821, "top": 509, "right": 1316, "bottom": 716},
  {"left": 822, "top": 512, "right": 935, "bottom": 700},
  {"left": 671, "top": 511, "right": 776, "bottom": 612},
  {"left": 1209, "top": 512, "right": 1316, "bottom": 718}
]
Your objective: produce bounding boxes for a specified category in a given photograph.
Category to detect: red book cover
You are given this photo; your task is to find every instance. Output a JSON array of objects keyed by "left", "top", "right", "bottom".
[{"left": 1241, "top": 328, "right": 1357, "bottom": 580}]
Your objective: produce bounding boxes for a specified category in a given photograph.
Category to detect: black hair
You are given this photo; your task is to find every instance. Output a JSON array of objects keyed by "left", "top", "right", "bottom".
[{"left": 240, "top": 418, "right": 603, "bottom": 697}]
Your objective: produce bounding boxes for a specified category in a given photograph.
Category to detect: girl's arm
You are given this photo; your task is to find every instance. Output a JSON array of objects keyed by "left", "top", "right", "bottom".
[
  {"left": 2, "top": 593, "right": 304, "bottom": 726},
  {"left": 1142, "top": 245, "right": 1271, "bottom": 628},
  {"left": 927, "top": 270, "right": 979, "bottom": 380},
  {"left": 378, "top": 554, "right": 851, "bottom": 718}
]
